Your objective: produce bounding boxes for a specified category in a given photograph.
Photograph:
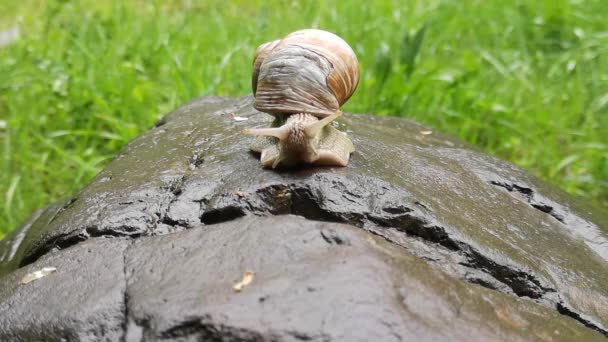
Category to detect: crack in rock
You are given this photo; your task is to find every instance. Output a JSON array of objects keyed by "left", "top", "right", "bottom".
[
  {"left": 198, "top": 179, "right": 607, "bottom": 336},
  {"left": 121, "top": 240, "right": 134, "bottom": 342},
  {"left": 489, "top": 181, "right": 565, "bottom": 223},
  {"left": 19, "top": 231, "right": 89, "bottom": 268},
  {"left": 17, "top": 174, "right": 197, "bottom": 269},
  {"left": 201, "top": 205, "right": 247, "bottom": 225},
  {"left": 125, "top": 314, "right": 328, "bottom": 341},
  {"left": 557, "top": 302, "right": 608, "bottom": 337},
  {"left": 201, "top": 180, "right": 551, "bottom": 299},
  {"left": 456, "top": 243, "right": 553, "bottom": 299},
  {"left": 154, "top": 315, "right": 332, "bottom": 341},
  {"left": 489, "top": 179, "right": 608, "bottom": 265},
  {"left": 159, "top": 315, "right": 273, "bottom": 341},
  {"left": 6, "top": 175, "right": 606, "bottom": 337}
]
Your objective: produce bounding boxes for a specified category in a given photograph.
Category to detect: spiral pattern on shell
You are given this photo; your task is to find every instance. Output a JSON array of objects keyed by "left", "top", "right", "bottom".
[{"left": 252, "top": 29, "right": 360, "bottom": 118}]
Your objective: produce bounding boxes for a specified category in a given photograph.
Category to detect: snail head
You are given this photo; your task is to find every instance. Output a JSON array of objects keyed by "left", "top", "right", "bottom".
[{"left": 242, "top": 111, "right": 342, "bottom": 168}]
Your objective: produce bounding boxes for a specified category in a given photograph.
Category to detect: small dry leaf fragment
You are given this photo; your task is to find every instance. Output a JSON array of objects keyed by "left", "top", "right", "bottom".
[
  {"left": 229, "top": 113, "right": 249, "bottom": 122},
  {"left": 20, "top": 267, "right": 57, "bottom": 285},
  {"left": 420, "top": 130, "right": 433, "bottom": 135},
  {"left": 233, "top": 271, "right": 255, "bottom": 292}
]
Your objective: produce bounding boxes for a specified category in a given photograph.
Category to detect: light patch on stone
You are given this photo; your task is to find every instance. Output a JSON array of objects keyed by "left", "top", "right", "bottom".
[
  {"left": 20, "top": 267, "right": 56, "bottom": 285},
  {"left": 233, "top": 271, "right": 254, "bottom": 292},
  {"left": 229, "top": 113, "right": 249, "bottom": 121}
]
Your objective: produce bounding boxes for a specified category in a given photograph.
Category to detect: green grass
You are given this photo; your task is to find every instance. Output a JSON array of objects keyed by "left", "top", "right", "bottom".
[{"left": 1, "top": 0, "right": 607, "bottom": 238}]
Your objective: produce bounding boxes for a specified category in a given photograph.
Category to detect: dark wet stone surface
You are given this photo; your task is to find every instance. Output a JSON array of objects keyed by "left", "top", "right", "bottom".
[
  {"left": 0, "top": 238, "right": 128, "bottom": 341},
  {"left": 123, "top": 216, "right": 602, "bottom": 341},
  {"left": 0, "top": 96, "right": 607, "bottom": 340}
]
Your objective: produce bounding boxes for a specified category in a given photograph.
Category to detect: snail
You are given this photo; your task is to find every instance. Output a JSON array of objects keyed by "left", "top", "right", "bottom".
[{"left": 243, "top": 29, "right": 359, "bottom": 168}]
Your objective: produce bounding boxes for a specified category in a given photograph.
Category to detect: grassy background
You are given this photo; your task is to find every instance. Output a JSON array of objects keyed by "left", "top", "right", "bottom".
[{"left": 1, "top": 0, "right": 607, "bottom": 238}]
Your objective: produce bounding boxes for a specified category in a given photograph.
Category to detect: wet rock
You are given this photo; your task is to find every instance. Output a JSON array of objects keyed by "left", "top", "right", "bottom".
[
  {"left": 0, "top": 96, "right": 607, "bottom": 340},
  {"left": 0, "top": 238, "right": 129, "bottom": 341},
  {"left": 123, "top": 216, "right": 601, "bottom": 341}
]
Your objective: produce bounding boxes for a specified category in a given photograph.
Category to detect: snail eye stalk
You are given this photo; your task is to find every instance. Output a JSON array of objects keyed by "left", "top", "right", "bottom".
[
  {"left": 242, "top": 126, "right": 289, "bottom": 141},
  {"left": 304, "top": 111, "right": 342, "bottom": 138}
]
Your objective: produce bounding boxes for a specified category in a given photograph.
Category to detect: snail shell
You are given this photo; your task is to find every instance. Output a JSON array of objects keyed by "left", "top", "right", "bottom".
[
  {"left": 251, "top": 39, "right": 280, "bottom": 95},
  {"left": 244, "top": 29, "right": 359, "bottom": 168},
  {"left": 252, "top": 29, "right": 359, "bottom": 117}
]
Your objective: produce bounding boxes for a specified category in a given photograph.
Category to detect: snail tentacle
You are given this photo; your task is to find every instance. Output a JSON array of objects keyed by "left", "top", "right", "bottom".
[
  {"left": 304, "top": 111, "right": 342, "bottom": 138},
  {"left": 242, "top": 126, "right": 289, "bottom": 141}
]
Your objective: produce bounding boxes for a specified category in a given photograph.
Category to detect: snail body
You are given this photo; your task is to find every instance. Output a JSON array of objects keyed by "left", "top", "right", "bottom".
[{"left": 243, "top": 29, "right": 359, "bottom": 168}]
